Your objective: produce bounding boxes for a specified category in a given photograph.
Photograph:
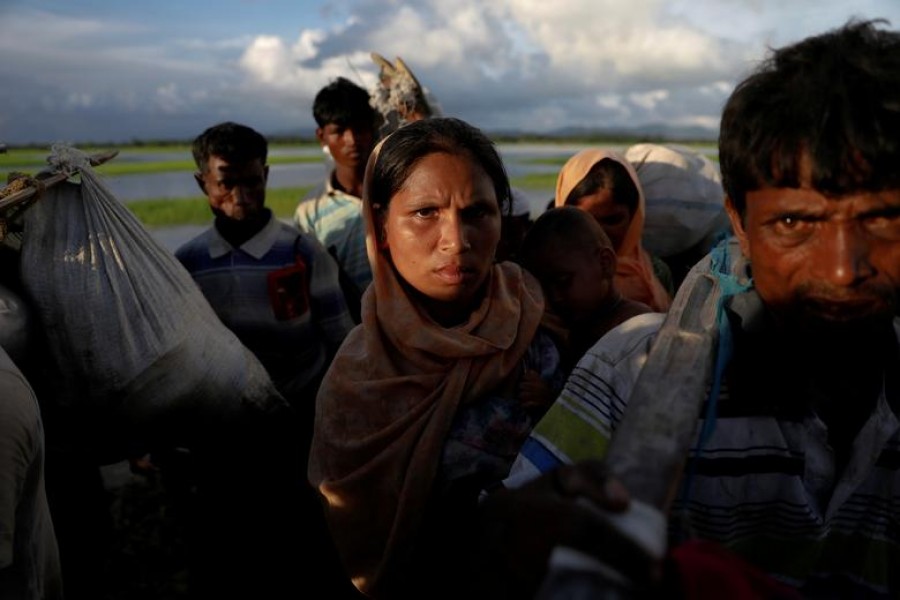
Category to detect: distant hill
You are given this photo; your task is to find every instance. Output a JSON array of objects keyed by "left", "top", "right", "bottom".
[{"left": 489, "top": 123, "right": 718, "bottom": 144}]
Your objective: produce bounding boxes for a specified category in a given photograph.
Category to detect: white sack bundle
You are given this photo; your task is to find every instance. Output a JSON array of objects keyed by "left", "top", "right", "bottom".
[
  {"left": 625, "top": 143, "right": 731, "bottom": 258},
  {"left": 19, "top": 145, "right": 285, "bottom": 421}
]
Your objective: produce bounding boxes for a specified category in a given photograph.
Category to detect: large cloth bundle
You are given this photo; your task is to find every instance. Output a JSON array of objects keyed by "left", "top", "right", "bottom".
[
  {"left": 625, "top": 143, "right": 731, "bottom": 258},
  {"left": 18, "top": 145, "right": 284, "bottom": 423}
]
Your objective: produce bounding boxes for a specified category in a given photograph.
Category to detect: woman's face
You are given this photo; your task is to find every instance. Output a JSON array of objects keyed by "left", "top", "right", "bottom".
[
  {"left": 381, "top": 151, "right": 502, "bottom": 323},
  {"left": 574, "top": 188, "right": 632, "bottom": 252}
]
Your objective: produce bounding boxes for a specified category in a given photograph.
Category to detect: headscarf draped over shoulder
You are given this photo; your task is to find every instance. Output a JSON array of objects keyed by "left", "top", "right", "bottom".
[
  {"left": 308, "top": 133, "right": 545, "bottom": 597},
  {"left": 555, "top": 148, "right": 671, "bottom": 312}
]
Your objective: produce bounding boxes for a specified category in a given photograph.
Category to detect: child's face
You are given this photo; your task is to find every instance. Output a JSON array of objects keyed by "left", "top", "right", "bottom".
[{"left": 530, "top": 240, "right": 614, "bottom": 324}]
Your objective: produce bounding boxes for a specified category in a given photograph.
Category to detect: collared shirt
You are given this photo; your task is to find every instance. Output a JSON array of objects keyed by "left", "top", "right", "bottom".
[
  {"left": 506, "top": 309, "right": 900, "bottom": 598},
  {"left": 294, "top": 175, "right": 371, "bottom": 293},
  {"left": 175, "top": 213, "right": 354, "bottom": 402}
]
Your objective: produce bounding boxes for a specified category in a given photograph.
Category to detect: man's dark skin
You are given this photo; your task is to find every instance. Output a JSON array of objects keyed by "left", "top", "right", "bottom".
[{"left": 317, "top": 120, "right": 375, "bottom": 199}]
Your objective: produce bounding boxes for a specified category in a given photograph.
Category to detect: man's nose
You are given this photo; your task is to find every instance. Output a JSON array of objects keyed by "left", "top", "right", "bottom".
[
  {"left": 232, "top": 185, "right": 252, "bottom": 205},
  {"left": 815, "top": 223, "right": 874, "bottom": 287}
]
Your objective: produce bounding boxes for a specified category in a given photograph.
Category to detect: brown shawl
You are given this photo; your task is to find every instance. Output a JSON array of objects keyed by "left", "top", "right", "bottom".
[
  {"left": 308, "top": 137, "right": 545, "bottom": 597},
  {"left": 555, "top": 148, "right": 671, "bottom": 312}
]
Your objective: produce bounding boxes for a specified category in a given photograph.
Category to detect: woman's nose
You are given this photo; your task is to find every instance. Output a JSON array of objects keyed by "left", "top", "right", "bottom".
[{"left": 440, "top": 215, "right": 471, "bottom": 253}]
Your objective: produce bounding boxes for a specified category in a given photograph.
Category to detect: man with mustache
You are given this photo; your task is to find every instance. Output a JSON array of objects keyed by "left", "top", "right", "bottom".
[{"left": 471, "top": 19, "right": 900, "bottom": 599}]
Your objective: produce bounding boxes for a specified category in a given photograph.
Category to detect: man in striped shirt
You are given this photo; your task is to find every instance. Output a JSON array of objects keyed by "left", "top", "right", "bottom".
[
  {"left": 474, "top": 20, "right": 900, "bottom": 599},
  {"left": 294, "top": 77, "right": 380, "bottom": 322}
]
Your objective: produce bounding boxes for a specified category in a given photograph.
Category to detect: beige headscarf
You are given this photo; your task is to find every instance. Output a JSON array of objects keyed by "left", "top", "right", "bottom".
[
  {"left": 308, "top": 134, "right": 545, "bottom": 597},
  {"left": 555, "top": 148, "right": 671, "bottom": 312}
]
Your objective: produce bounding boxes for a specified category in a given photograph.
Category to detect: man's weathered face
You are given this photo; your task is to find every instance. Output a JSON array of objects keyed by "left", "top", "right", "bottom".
[
  {"left": 727, "top": 166, "right": 900, "bottom": 333},
  {"left": 196, "top": 155, "right": 268, "bottom": 221}
]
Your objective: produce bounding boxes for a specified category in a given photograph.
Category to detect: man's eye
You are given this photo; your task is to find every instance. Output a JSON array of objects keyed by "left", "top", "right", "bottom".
[
  {"left": 780, "top": 214, "right": 805, "bottom": 227},
  {"left": 772, "top": 214, "right": 813, "bottom": 236},
  {"left": 414, "top": 207, "right": 437, "bottom": 218},
  {"left": 864, "top": 209, "right": 900, "bottom": 240}
]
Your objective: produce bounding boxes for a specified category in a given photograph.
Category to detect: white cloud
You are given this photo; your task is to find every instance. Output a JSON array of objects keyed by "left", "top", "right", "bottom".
[
  {"left": 629, "top": 89, "right": 669, "bottom": 111},
  {"left": 2, "top": 0, "right": 900, "bottom": 143}
]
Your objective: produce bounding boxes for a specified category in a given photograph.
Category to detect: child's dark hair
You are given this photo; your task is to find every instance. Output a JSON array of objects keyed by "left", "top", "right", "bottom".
[
  {"left": 192, "top": 121, "right": 267, "bottom": 171},
  {"left": 519, "top": 207, "right": 612, "bottom": 272},
  {"left": 564, "top": 158, "right": 640, "bottom": 215},
  {"left": 720, "top": 19, "right": 900, "bottom": 215},
  {"left": 313, "top": 77, "right": 378, "bottom": 129}
]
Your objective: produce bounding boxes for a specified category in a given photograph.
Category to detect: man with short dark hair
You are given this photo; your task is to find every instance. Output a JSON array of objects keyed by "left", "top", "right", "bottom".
[
  {"left": 176, "top": 121, "right": 357, "bottom": 598},
  {"left": 294, "top": 78, "right": 380, "bottom": 320},
  {"left": 178, "top": 121, "right": 353, "bottom": 405},
  {"left": 472, "top": 19, "right": 900, "bottom": 599}
]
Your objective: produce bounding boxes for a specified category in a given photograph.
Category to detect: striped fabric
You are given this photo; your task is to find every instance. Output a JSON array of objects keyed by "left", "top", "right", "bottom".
[
  {"left": 175, "top": 213, "right": 354, "bottom": 403},
  {"left": 505, "top": 312, "right": 900, "bottom": 597},
  {"left": 293, "top": 178, "right": 372, "bottom": 293}
]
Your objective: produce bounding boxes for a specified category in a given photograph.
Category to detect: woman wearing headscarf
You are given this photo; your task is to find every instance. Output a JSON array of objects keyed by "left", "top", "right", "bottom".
[
  {"left": 555, "top": 148, "right": 672, "bottom": 312},
  {"left": 308, "top": 117, "right": 565, "bottom": 599}
]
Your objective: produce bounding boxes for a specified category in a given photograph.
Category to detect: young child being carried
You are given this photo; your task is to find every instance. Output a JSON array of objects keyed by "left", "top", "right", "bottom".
[{"left": 519, "top": 206, "right": 653, "bottom": 372}]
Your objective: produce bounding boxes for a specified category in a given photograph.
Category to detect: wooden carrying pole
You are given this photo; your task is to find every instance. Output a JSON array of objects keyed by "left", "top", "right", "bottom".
[
  {"left": 602, "top": 262, "right": 721, "bottom": 512},
  {"left": 0, "top": 149, "right": 119, "bottom": 213}
]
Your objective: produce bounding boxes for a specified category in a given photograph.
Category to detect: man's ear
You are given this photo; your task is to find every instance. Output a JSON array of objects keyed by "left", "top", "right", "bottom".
[
  {"left": 593, "top": 244, "right": 617, "bottom": 277},
  {"left": 263, "top": 164, "right": 270, "bottom": 182},
  {"left": 194, "top": 171, "right": 207, "bottom": 196},
  {"left": 725, "top": 195, "right": 750, "bottom": 257},
  {"left": 315, "top": 127, "right": 326, "bottom": 147}
]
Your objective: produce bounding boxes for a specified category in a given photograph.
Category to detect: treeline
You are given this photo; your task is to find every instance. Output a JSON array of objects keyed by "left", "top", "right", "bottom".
[{"left": 3, "top": 131, "right": 715, "bottom": 151}]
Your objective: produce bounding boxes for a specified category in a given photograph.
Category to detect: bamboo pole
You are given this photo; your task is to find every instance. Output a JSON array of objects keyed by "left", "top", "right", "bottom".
[{"left": 0, "top": 149, "right": 119, "bottom": 212}]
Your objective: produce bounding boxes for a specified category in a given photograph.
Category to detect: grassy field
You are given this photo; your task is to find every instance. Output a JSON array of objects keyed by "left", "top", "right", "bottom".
[
  {"left": 128, "top": 186, "right": 313, "bottom": 227},
  {"left": 0, "top": 144, "right": 322, "bottom": 177},
  {"left": 1, "top": 139, "right": 715, "bottom": 227},
  {"left": 127, "top": 178, "right": 553, "bottom": 228}
]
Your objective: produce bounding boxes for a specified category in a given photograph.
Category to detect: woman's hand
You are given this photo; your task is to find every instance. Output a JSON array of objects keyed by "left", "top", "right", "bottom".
[{"left": 519, "top": 368, "right": 557, "bottom": 413}]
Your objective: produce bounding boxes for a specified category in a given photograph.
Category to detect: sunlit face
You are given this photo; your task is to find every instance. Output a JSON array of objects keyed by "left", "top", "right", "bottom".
[
  {"left": 196, "top": 155, "right": 268, "bottom": 221},
  {"left": 729, "top": 182, "right": 900, "bottom": 333},
  {"left": 317, "top": 122, "right": 375, "bottom": 172},
  {"left": 528, "top": 239, "right": 615, "bottom": 324},
  {"left": 573, "top": 189, "right": 632, "bottom": 252},
  {"left": 380, "top": 152, "right": 502, "bottom": 324}
]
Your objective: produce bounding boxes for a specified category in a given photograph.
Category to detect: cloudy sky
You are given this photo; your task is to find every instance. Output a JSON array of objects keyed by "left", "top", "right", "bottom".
[{"left": 2, "top": 0, "right": 898, "bottom": 145}]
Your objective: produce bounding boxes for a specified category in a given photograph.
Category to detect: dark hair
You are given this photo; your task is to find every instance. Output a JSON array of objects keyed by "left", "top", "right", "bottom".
[
  {"left": 313, "top": 77, "right": 378, "bottom": 129},
  {"left": 369, "top": 117, "right": 512, "bottom": 217},
  {"left": 519, "top": 206, "right": 611, "bottom": 271},
  {"left": 564, "top": 158, "right": 640, "bottom": 214},
  {"left": 720, "top": 19, "right": 900, "bottom": 215},
  {"left": 192, "top": 121, "right": 267, "bottom": 171}
]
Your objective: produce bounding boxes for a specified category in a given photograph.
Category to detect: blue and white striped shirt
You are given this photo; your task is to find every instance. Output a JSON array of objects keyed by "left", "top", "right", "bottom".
[
  {"left": 506, "top": 310, "right": 900, "bottom": 597},
  {"left": 293, "top": 177, "right": 371, "bottom": 294},
  {"left": 175, "top": 213, "right": 354, "bottom": 403}
]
